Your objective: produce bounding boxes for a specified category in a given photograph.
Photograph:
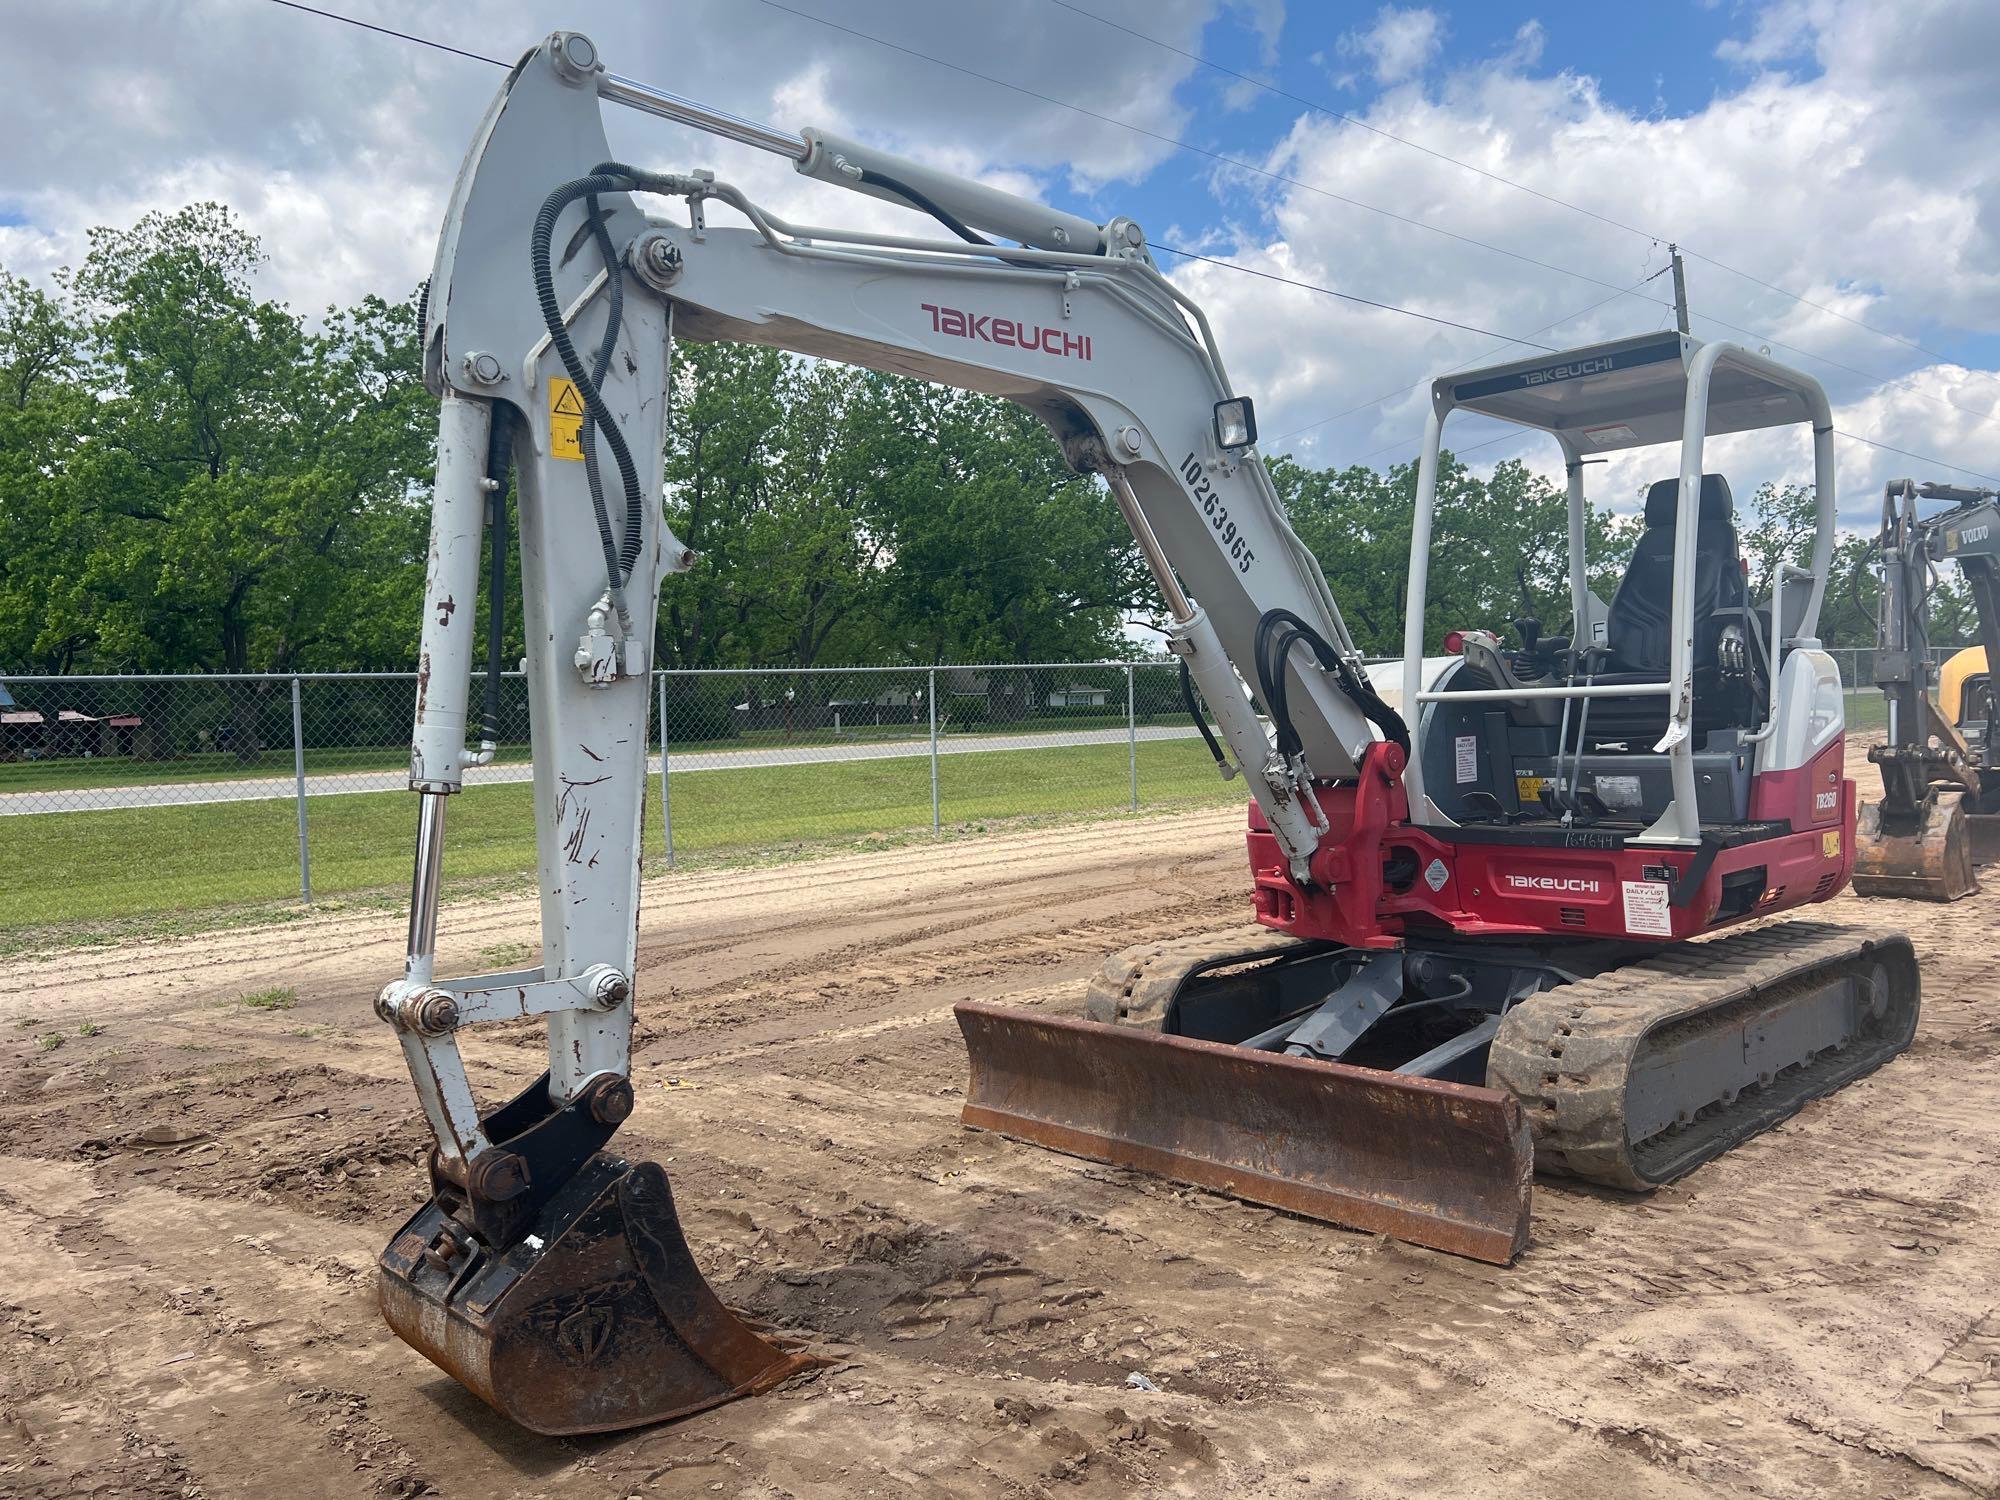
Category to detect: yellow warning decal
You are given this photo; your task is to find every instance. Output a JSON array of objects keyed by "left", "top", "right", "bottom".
[
  {"left": 549, "top": 377, "right": 586, "bottom": 461},
  {"left": 1823, "top": 830, "right": 1842, "bottom": 859},
  {"left": 1515, "top": 775, "right": 1546, "bottom": 804}
]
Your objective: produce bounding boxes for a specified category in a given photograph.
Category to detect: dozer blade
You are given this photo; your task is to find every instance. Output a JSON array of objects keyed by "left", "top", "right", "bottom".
[
  {"left": 1853, "top": 794, "right": 1978, "bottom": 901},
  {"left": 379, "top": 1152, "right": 822, "bottom": 1435},
  {"left": 954, "top": 1001, "right": 1533, "bottom": 1265}
]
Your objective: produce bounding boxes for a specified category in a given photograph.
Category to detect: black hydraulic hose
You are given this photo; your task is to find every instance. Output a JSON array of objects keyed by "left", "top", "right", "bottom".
[
  {"left": 856, "top": 167, "right": 990, "bottom": 246},
  {"left": 479, "top": 402, "right": 515, "bottom": 744},
  {"left": 576, "top": 190, "right": 630, "bottom": 597},
  {"left": 1179, "top": 657, "right": 1230, "bottom": 773},
  {"left": 853, "top": 167, "right": 1048, "bottom": 270},
  {"left": 531, "top": 165, "right": 649, "bottom": 588},
  {"left": 1254, "top": 608, "right": 1409, "bottom": 761}
]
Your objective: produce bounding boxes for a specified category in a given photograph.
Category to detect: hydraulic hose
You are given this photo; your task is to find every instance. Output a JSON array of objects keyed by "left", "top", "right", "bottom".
[
  {"left": 1179, "top": 657, "right": 1232, "bottom": 776},
  {"left": 530, "top": 165, "right": 649, "bottom": 590},
  {"left": 1254, "top": 608, "right": 1409, "bottom": 761}
]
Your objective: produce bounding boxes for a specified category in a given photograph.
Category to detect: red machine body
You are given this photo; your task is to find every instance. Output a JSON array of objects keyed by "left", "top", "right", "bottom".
[{"left": 1247, "top": 737, "right": 1854, "bottom": 948}]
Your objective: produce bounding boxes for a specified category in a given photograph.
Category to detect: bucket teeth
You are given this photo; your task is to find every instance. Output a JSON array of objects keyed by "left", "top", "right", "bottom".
[{"left": 379, "top": 1152, "right": 823, "bottom": 1435}]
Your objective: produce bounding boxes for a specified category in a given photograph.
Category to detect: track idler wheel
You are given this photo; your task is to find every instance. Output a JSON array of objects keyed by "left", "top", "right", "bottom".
[
  {"left": 1853, "top": 793, "right": 1978, "bottom": 901},
  {"left": 378, "top": 1152, "right": 821, "bottom": 1435}
]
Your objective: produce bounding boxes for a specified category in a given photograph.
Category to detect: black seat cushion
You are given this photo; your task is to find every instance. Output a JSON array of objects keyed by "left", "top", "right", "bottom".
[
  {"left": 1604, "top": 475, "right": 1748, "bottom": 677},
  {"left": 1586, "top": 474, "right": 1760, "bottom": 742}
]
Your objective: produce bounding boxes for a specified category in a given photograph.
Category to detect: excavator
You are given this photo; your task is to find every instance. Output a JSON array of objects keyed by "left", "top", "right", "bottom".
[
  {"left": 376, "top": 31, "right": 1921, "bottom": 1435},
  {"left": 1852, "top": 477, "right": 2000, "bottom": 898}
]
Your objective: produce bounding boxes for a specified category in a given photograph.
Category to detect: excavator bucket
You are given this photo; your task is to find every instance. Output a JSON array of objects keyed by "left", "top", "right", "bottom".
[
  {"left": 954, "top": 1002, "right": 1534, "bottom": 1265},
  {"left": 1853, "top": 793, "right": 1978, "bottom": 901},
  {"left": 1966, "top": 809, "right": 2000, "bottom": 866},
  {"left": 378, "top": 1153, "right": 822, "bottom": 1435}
]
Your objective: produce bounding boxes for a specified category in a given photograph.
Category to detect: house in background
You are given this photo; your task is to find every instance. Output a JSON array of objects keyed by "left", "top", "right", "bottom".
[
  {"left": 0, "top": 681, "right": 45, "bottom": 760},
  {"left": 1046, "top": 682, "right": 1110, "bottom": 709}
]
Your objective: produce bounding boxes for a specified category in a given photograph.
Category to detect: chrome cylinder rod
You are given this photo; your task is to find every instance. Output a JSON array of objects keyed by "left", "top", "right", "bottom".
[
  {"left": 1105, "top": 468, "right": 1195, "bottom": 623},
  {"left": 599, "top": 72, "right": 809, "bottom": 160},
  {"left": 406, "top": 792, "right": 448, "bottom": 985}
]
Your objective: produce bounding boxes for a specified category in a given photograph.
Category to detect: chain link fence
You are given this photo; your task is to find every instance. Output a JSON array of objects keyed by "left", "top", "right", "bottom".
[
  {"left": 0, "top": 663, "right": 1234, "bottom": 931},
  {"left": 0, "top": 648, "right": 1973, "bottom": 932}
]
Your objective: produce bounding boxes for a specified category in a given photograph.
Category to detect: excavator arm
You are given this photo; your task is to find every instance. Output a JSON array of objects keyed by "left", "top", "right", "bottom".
[{"left": 374, "top": 31, "right": 1400, "bottom": 1434}]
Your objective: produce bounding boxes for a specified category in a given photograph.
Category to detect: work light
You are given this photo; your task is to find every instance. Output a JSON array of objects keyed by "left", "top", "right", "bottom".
[{"left": 1213, "top": 397, "right": 1258, "bottom": 450}]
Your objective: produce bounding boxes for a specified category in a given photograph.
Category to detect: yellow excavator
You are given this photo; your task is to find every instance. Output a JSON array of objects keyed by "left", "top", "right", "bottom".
[{"left": 1853, "top": 478, "right": 2000, "bottom": 899}]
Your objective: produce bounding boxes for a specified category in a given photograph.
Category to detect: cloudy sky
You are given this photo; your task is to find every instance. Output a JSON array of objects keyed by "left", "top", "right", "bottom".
[{"left": 5, "top": 0, "right": 1999, "bottom": 529}]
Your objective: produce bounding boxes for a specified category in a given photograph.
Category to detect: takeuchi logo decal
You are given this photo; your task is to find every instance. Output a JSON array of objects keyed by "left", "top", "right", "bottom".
[
  {"left": 1502, "top": 873, "right": 1602, "bottom": 896},
  {"left": 1520, "top": 355, "right": 1615, "bottom": 387},
  {"left": 922, "top": 303, "right": 1091, "bottom": 361}
]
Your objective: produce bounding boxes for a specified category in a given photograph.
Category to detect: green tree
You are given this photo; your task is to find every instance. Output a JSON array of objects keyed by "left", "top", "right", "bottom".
[
  {"left": 657, "top": 340, "right": 789, "bottom": 669},
  {"left": 0, "top": 204, "right": 432, "bottom": 755},
  {"left": 0, "top": 270, "right": 93, "bottom": 672},
  {"left": 866, "top": 380, "right": 1146, "bottom": 668}
]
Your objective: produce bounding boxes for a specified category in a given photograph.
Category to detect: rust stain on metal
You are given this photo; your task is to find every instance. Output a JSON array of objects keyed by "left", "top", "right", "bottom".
[
  {"left": 1855, "top": 796, "right": 1977, "bottom": 902},
  {"left": 953, "top": 1001, "right": 1532, "bottom": 1265},
  {"left": 416, "top": 651, "right": 432, "bottom": 720},
  {"left": 579, "top": 743, "right": 604, "bottom": 762},
  {"left": 377, "top": 1157, "right": 825, "bottom": 1435},
  {"left": 437, "top": 593, "right": 457, "bottom": 628}
]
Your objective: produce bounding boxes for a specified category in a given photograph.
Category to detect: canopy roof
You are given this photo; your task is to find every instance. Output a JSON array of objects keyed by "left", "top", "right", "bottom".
[{"left": 1438, "top": 333, "right": 1822, "bottom": 454}]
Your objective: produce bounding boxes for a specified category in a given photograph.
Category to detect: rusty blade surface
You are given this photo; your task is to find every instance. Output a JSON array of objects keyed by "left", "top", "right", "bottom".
[
  {"left": 954, "top": 1002, "right": 1532, "bottom": 1265},
  {"left": 1854, "top": 797, "right": 1978, "bottom": 902}
]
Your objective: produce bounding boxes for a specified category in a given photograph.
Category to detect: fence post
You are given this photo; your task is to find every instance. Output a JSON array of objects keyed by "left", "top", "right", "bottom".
[
  {"left": 929, "top": 667, "right": 940, "bottom": 834},
  {"left": 1127, "top": 663, "right": 1138, "bottom": 812},
  {"left": 658, "top": 670, "right": 675, "bottom": 870},
  {"left": 289, "top": 674, "right": 312, "bottom": 905}
]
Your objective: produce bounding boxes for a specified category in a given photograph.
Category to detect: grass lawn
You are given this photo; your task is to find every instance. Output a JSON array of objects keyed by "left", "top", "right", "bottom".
[{"left": 2, "top": 736, "right": 1241, "bottom": 933}]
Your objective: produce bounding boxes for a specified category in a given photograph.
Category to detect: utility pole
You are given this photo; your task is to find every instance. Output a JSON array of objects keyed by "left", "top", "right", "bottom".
[{"left": 1668, "top": 243, "right": 1691, "bottom": 336}]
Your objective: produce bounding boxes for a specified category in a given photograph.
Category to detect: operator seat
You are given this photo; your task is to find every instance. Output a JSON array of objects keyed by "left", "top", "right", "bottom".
[{"left": 1583, "top": 474, "right": 1759, "bottom": 741}]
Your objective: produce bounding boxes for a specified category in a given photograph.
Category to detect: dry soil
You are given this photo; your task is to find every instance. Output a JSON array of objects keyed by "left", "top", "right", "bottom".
[{"left": 5, "top": 743, "right": 1999, "bottom": 1498}]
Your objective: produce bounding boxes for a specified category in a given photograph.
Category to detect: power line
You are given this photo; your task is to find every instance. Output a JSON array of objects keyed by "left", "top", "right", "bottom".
[
  {"left": 748, "top": 0, "right": 1669, "bottom": 306},
  {"left": 1151, "top": 245, "right": 1557, "bottom": 348},
  {"left": 259, "top": 0, "right": 505, "bottom": 68},
  {"left": 762, "top": 0, "right": 1998, "bottom": 440},
  {"left": 259, "top": 0, "right": 1999, "bottom": 489},
  {"left": 1268, "top": 268, "right": 1671, "bottom": 448},
  {"left": 1040, "top": 0, "right": 1962, "bottom": 369},
  {"left": 1832, "top": 431, "right": 2000, "bottom": 486},
  {"left": 768, "top": 0, "right": 1998, "bottom": 441},
  {"left": 253, "top": 1, "right": 1583, "bottom": 359},
  {"left": 1687, "top": 309, "right": 2000, "bottom": 430}
]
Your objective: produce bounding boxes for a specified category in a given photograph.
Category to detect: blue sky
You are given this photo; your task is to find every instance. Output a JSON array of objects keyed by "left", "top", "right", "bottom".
[{"left": 4, "top": 0, "right": 1999, "bottom": 523}]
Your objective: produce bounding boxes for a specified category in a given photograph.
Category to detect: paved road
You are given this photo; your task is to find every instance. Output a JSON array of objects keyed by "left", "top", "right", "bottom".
[{"left": 0, "top": 724, "right": 1206, "bottom": 815}]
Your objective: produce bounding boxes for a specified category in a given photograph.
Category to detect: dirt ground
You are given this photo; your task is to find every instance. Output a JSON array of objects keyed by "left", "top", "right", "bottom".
[{"left": 6, "top": 742, "right": 2000, "bottom": 1499}]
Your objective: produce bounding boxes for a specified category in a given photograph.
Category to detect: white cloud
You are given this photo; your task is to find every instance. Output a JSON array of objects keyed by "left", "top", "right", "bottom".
[
  {"left": 0, "top": 0, "right": 1234, "bottom": 310},
  {"left": 4, "top": 0, "right": 1998, "bottom": 546},
  {"left": 1339, "top": 7, "right": 1446, "bottom": 87},
  {"left": 1174, "top": 0, "right": 2000, "bottom": 534}
]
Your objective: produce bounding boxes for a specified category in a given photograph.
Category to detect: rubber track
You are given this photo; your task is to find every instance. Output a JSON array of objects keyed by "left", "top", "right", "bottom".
[
  {"left": 1084, "top": 925, "right": 1303, "bottom": 1030},
  {"left": 1487, "top": 921, "right": 1920, "bottom": 1191}
]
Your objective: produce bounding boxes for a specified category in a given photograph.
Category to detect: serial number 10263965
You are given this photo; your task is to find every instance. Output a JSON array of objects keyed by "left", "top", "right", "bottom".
[{"left": 1180, "top": 452, "right": 1256, "bottom": 574}]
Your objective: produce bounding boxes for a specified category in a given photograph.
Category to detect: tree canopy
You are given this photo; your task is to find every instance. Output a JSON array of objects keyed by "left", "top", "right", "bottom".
[{"left": 0, "top": 201, "right": 1905, "bottom": 682}]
